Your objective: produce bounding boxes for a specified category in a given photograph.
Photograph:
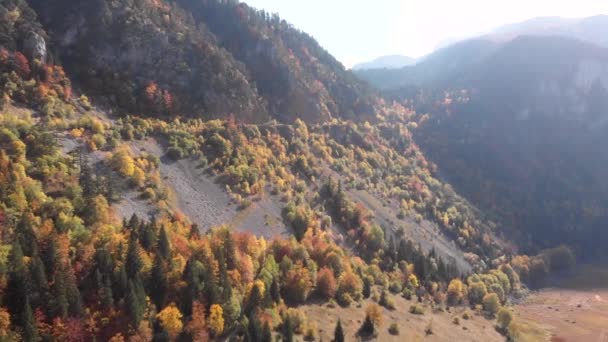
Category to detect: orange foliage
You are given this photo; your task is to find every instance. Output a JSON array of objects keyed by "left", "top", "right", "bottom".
[{"left": 316, "top": 267, "right": 337, "bottom": 299}]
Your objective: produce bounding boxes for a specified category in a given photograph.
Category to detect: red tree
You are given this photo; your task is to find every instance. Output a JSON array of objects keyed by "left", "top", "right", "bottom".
[{"left": 14, "top": 52, "right": 31, "bottom": 78}]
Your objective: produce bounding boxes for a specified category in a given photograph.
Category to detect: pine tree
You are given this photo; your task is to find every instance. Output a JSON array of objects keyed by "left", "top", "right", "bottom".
[
  {"left": 270, "top": 276, "right": 281, "bottom": 304},
  {"left": 139, "top": 221, "right": 157, "bottom": 252},
  {"left": 113, "top": 263, "right": 128, "bottom": 302},
  {"left": 22, "top": 298, "right": 38, "bottom": 342},
  {"left": 96, "top": 270, "right": 114, "bottom": 310},
  {"left": 126, "top": 234, "right": 142, "bottom": 278},
  {"left": 358, "top": 315, "right": 375, "bottom": 337},
  {"left": 181, "top": 257, "right": 201, "bottom": 317},
  {"left": 223, "top": 230, "right": 237, "bottom": 270},
  {"left": 127, "top": 280, "right": 144, "bottom": 328},
  {"left": 334, "top": 319, "right": 344, "bottom": 342},
  {"left": 158, "top": 226, "right": 170, "bottom": 260},
  {"left": 246, "top": 282, "right": 263, "bottom": 315},
  {"left": 29, "top": 254, "right": 49, "bottom": 308},
  {"left": 127, "top": 214, "right": 140, "bottom": 230},
  {"left": 261, "top": 320, "right": 272, "bottom": 342},
  {"left": 16, "top": 211, "right": 36, "bottom": 256},
  {"left": 150, "top": 253, "right": 167, "bottom": 310},
  {"left": 66, "top": 265, "right": 84, "bottom": 317},
  {"left": 247, "top": 314, "right": 261, "bottom": 342},
  {"left": 282, "top": 316, "right": 293, "bottom": 342},
  {"left": 51, "top": 262, "right": 69, "bottom": 319},
  {"left": 362, "top": 277, "right": 371, "bottom": 299},
  {"left": 42, "top": 235, "right": 58, "bottom": 279},
  {"left": 6, "top": 241, "right": 28, "bottom": 318}
]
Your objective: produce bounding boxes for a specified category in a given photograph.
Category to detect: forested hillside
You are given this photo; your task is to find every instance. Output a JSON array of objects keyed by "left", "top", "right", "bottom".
[
  {"left": 0, "top": 0, "right": 583, "bottom": 341},
  {"left": 357, "top": 32, "right": 608, "bottom": 257}
]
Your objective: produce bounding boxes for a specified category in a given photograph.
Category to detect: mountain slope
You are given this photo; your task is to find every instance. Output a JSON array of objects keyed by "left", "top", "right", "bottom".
[
  {"left": 27, "top": 0, "right": 382, "bottom": 123},
  {"left": 365, "top": 35, "right": 608, "bottom": 255},
  {"left": 488, "top": 15, "right": 608, "bottom": 48}
]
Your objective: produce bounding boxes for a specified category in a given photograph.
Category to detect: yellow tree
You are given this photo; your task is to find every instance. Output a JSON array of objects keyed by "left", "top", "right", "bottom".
[
  {"left": 365, "top": 303, "right": 383, "bottom": 328},
  {"left": 156, "top": 303, "right": 183, "bottom": 340},
  {"left": 447, "top": 279, "right": 465, "bottom": 305},
  {"left": 208, "top": 304, "right": 224, "bottom": 337}
]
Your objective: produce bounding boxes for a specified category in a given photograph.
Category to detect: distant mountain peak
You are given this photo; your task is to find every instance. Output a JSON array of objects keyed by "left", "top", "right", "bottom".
[{"left": 352, "top": 55, "right": 416, "bottom": 70}]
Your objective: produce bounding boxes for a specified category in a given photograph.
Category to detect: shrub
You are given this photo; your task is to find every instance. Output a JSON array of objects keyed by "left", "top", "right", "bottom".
[
  {"left": 303, "top": 321, "right": 318, "bottom": 341},
  {"left": 482, "top": 293, "right": 501, "bottom": 317},
  {"left": 447, "top": 279, "right": 465, "bottom": 305},
  {"left": 388, "top": 322, "right": 399, "bottom": 335},
  {"left": 452, "top": 317, "right": 460, "bottom": 325},
  {"left": 496, "top": 307, "right": 513, "bottom": 331},
  {"left": 409, "top": 304, "right": 425, "bottom": 315},
  {"left": 337, "top": 272, "right": 363, "bottom": 305},
  {"left": 379, "top": 290, "right": 395, "bottom": 310},
  {"left": 462, "top": 311, "right": 471, "bottom": 320},
  {"left": 468, "top": 281, "right": 487, "bottom": 305},
  {"left": 141, "top": 187, "right": 156, "bottom": 200}
]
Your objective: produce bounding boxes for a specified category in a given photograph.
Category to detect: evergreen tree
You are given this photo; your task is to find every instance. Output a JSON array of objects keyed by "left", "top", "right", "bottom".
[
  {"left": 246, "top": 282, "right": 263, "bottom": 315},
  {"left": 180, "top": 257, "right": 201, "bottom": 316},
  {"left": 113, "top": 263, "right": 128, "bottom": 302},
  {"left": 127, "top": 280, "right": 144, "bottom": 328},
  {"left": 223, "top": 230, "right": 237, "bottom": 270},
  {"left": 66, "top": 266, "right": 84, "bottom": 317},
  {"left": 127, "top": 214, "right": 140, "bottom": 230},
  {"left": 282, "top": 316, "right": 294, "bottom": 342},
  {"left": 270, "top": 276, "right": 281, "bottom": 303},
  {"left": 96, "top": 270, "right": 114, "bottom": 310},
  {"left": 247, "top": 313, "right": 261, "bottom": 342},
  {"left": 362, "top": 277, "right": 371, "bottom": 299},
  {"left": 126, "top": 233, "right": 142, "bottom": 278},
  {"left": 334, "top": 319, "right": 344, "bottom": 342},
  {"left": 51, "top": 262, "right": 69, "bottom": 319},
  {"left": 29, "top": 254, "right": 49, "bottom": 308},
  {"left": 140, "top": 221, "right": 157, "bottom": 252},
  {"left": 158, "top": 226, "right": 170, "bottom": 260},
  {"left": 22, "top": 298, "right": 38, "bottom": 342},
  {"left": 358, "top": 315, "right": 375, "bottom": 337},
  {"left": 150, "top": 253, "right": 168, "bottom": 310},
  {"left": 261, "top": 321, "right": 272, "bottom": 342},
  {"left": 5, "top": 241, "right": 28, "bottom": 318},
  {"left": 16, "top": 211, "right": 36, "bottom": 256},
  {"left": 42, "top": 235, "right": 58, "bottom": 279}
]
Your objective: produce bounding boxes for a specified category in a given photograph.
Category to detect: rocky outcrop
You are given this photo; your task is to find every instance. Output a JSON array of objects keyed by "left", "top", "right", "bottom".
[{"left": 23, "top": 32, "right": 46, "bottom": 62}]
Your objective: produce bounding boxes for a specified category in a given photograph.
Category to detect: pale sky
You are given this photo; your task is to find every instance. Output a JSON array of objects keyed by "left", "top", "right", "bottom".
[{"left": 244, "top": 0, "right": 608, "bottom": 68}]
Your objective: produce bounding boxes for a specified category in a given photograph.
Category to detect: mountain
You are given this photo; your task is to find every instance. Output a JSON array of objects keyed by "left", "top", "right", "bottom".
[
  {"left": 0, "top": 0, "right": 594, "bottom": 340},
  {"left": 487, "top": 15, "right": 608, "bottom": 48},
  {"left": 26, "top": 0, "right": 383, "bottom": 124},
  {"left": 357, "top": 31, "right": 608, "bottom": 255},
  {"left": 352, "top": 54, "right": 416, "bottom": 70},
  {"left": 355, "top": 39, "right": 501, "bottom": 89}
]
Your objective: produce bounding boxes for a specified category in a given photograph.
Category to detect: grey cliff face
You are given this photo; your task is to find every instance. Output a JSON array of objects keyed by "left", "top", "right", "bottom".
[{"left": 24, "top": 32, "right": 46, "bottom": 62}]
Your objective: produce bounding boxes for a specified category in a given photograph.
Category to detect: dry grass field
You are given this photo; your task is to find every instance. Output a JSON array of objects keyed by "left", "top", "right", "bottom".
[
  {"left": 516, "top": 265, "right": 608, "bottom": 342},
  {"left": 299, "top": 295, "right": 504, "bottom": 342}
]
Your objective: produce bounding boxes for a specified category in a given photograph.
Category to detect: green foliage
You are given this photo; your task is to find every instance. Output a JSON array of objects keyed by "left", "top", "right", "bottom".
[
  {"left": 482, "top": 293, "right": 501, "bottom": 317},
  {"left": 388, "top": 322, "right": 400, "bottom": 335},
  {"left": 409, "top": 304, "right": 425, "bottom": 315},
  {"left": 334, "top": 319, "right": 345, "bottom": 342}
]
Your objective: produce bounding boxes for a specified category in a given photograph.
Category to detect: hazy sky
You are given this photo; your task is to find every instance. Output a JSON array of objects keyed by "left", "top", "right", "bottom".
[{"left": 245, "top": 0, "right": 607, "bottom": 67}]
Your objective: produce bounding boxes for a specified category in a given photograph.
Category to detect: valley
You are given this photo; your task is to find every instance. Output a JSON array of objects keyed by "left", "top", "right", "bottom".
[{"left": 0, "top": 0, "right": 606, "bottom": 341}]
